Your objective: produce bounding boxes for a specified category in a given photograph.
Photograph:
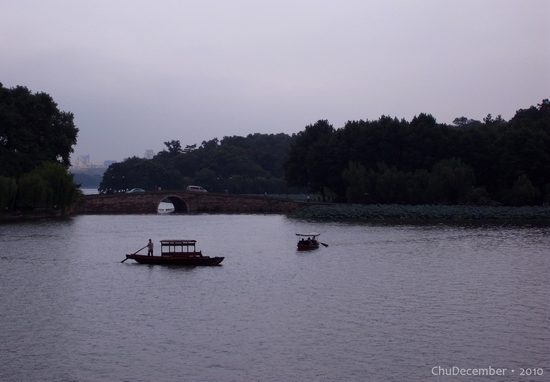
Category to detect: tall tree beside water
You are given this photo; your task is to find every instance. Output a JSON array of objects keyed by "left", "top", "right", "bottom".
[
  {"left": 283, "top": 120, "right": 335, "bottom": 201},
  {"left": 0, "top": 83, "right": 78, "bottom": 177},
  {"left": 284, "top": 99, "right": 550, "bottom": 206},
  {"left": 0, "top": 83, "right": 79, "bottom": 214},
  {"left": 16, "top": 162, "right": 78, "bottom": 213},
  {"left": 0, "top": 176, "right": 17, "bottom": 212}
]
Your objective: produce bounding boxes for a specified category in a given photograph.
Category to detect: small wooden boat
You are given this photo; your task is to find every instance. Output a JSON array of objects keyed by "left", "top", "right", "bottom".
[
  {"left": 124, "top": 239, "right": 224, "bottom": 265},
  {"left": 296, "top": 233, "right": 321, "bottom": 250}
]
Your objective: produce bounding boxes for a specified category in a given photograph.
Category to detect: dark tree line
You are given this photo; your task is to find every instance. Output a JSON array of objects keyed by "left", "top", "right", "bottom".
[
  {"left": 284, "top": 99, "right": 550, "bottom": 206},
  {"left": 98, "top": 98, "right": 549, "bottom": 206},
  {"left": 0, "top": 84, "right": 79, "bottom": 214},
  {"left": 99, "top": 133, "right": 299, "bottom": 194},
  {"left": 4, "top": 81, "right": 545, "bottom": 211}
]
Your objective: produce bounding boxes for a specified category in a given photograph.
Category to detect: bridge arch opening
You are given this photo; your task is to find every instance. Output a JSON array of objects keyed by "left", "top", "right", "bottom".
[{"left": 157, "top": 196, "right": 189, "bottom": 213}]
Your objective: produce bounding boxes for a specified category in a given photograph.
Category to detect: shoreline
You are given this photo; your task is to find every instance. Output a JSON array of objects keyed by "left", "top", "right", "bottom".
[
  {"left": 2, "top": 204, "right": 550, "bottom": 223},
  {"left": 290, "top": 204, "right": 550, "bottom": 221}
]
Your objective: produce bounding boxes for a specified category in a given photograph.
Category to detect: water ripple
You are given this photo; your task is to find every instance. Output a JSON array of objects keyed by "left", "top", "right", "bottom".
[{"left": 0, "top": 215, "right": 548, "bottom": 381}]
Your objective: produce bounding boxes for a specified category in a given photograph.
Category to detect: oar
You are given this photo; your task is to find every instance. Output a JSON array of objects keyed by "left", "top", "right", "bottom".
[
  {"left": 121, "top": 245, "right": 147, "bottom": 263},
  {"left": 320, "top": 242, "right": 329, "bottom": 247}
]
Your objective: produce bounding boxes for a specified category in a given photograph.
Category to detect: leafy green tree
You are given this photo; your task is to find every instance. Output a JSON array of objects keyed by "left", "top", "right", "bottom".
[
  {"left": 220, "top": 133, "right": 294, "bottom": 178},
  {"left": 372, "top": 163, "right": 408, "bottom": 204},
  {"left": 469, "top": 186, "right": 492, "bottom": 205},
  {"left": 0, "top": 83, "right": 78, "bottom": 177},
  {"left": 429, "top": 158, "right": 476, "bottom": 204},
  {"left": 483, "top": 113, "right": 505, "bottom": 125},
  {"left": 342, "top": 162, "right": 369, "bottom": 203},
  {"left": 284, "top": 120, "right": 335, "bottom": 200},
  {"left": 39, "top": 162, "right": 79, "bottom": 213},
  {"left": 17, "top": 172, "right": 49, "bottom": 210},
  {"left": 16, "top": 162, "right": 78, "bottom": 213},
  {"left": 169, "top": 149, "right": 202, "bottom": 178},
  {"left": 305, "top": 139, "right": 338, "bottom": 201},
  {"left": 452, "top": 116, "right": 482, "bottom": 129},
  {"left": 500, "top": 99, "right": 550, "bottom": 196},
  {"left": 0, "top": 176, "right": 17, "bottom": 213},
  {"left": 282, "top": 100, "right": 550, "bottom": 205},
  {"left": 406, "top": 169, "right": 431, "bottom": 205},
  {"left": 102, "top": 133, "right": 295, "bottom": 195},
  {"left": 458, "top": 124, "right": 501, "bottom": 197},
  {"left": 96, "top": 99, "right": 549, "bottom": 204},
  {"left": 502, "top": 174, "right": 541, "bottom": 206},
  {"left": 411, "top": 113, "right": 437, "bottom": 128},
  {"left": 99, "top": 157, "right": 182, "bottom": 193},
  {"left": 212, "top": 145, "right": 267, "bottom": 177},
  {"left": 164, "top": 140, "right": 183, "bottom": 155},
  {"left": 192, "top": 168, "right": 218, "bottom": 191}
]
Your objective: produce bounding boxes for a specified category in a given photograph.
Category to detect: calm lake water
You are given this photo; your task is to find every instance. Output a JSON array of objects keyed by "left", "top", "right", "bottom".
[{"left": 1, "top": 213, "right": 549, "bottom": 381}]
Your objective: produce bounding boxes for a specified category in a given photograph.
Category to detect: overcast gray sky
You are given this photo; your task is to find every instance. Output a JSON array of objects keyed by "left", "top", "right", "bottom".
[{"left": 1, "top": 0, "right": 549, "bottom": 164}]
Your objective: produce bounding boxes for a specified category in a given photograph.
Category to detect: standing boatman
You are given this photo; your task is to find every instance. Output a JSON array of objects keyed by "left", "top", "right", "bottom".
[{"left": 147, "top": 239, "right": 154, "bottom": 256}]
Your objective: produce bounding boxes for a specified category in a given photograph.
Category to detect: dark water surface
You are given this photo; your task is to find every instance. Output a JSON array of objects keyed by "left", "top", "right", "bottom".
[{"left": 1, "top": 214, "right": 548, "bottom": 381}]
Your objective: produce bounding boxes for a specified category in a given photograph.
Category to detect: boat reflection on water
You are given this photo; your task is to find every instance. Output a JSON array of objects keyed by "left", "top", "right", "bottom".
[{"left": 157, "top": 201, "right": 175, "bottom": 213}]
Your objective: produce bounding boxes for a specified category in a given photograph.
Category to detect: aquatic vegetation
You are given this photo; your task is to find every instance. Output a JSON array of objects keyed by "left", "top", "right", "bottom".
[{"left": 291, "top": 204, "right": 550, "bottom": 221}]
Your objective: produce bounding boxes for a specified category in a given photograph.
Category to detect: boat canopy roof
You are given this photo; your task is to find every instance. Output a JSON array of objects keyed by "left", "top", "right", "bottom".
[
  {"left": 295, "top": 233, "right": 320, "bottom": 237},
  {"left": 160, "top": 239, "right": 197, "bottom": 245}
]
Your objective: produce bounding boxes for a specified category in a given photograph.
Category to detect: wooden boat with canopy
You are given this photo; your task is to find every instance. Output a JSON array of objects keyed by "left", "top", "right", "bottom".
[
  {"left": 124, "top": 239, "right": 224, "bottom": 265},
  {"left": 296, "top": 233, "right": 321, "bottom": 250}
]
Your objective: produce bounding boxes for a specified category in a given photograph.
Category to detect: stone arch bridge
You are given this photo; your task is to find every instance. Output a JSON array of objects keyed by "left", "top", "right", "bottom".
[{"left": 74, "top": 190, "right": 303, "bottom": 214}]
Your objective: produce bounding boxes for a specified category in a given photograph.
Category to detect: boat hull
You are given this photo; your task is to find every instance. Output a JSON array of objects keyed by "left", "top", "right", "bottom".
[
  {"left": 125, "top": 254, "right": 224, "bottom": 266},
  {"left": 297, "top": 243, "right": 319, "bottom": 250}
]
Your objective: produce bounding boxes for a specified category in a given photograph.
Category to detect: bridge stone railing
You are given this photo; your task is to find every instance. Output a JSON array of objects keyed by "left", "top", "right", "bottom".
[{"left": 72, "top": 191, "right": 302, "bottom": 214}]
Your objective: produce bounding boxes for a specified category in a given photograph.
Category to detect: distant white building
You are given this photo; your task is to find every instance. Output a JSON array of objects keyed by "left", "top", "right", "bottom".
[
  {"left": 144, "top": 149, "right": 155, "bottom": 159},
  {"left": 74, "top": 154, "right": 90, "bottom": 168},
  {"left": 72, "top": 155, "right": 114, "bottom": 171}
]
